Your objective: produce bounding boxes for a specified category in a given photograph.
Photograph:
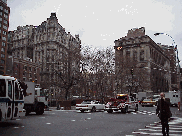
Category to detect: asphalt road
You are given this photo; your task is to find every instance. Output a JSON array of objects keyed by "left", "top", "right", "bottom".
[{"left": 0, "top": 105, "right": 181, "bottom": 136}]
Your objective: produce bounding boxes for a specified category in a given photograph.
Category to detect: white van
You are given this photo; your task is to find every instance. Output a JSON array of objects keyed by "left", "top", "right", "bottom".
[{"left": 164, "top": 91, "right": 180, "bottom": 106}]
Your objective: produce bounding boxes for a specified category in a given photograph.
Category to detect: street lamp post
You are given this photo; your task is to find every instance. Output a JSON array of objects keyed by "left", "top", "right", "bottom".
[
  {"left": 154, "top": 32, "right": 181, "bottom": 108},
  {"left": 130, "top": 68, "right": 134, "bottom": 96},
  {"left": 154, "top": 33, "right": 180, "bottom": 67}
]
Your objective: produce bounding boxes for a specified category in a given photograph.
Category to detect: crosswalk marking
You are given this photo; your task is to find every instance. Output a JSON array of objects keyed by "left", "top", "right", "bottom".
[{"left": 129, "top": 117, "right": 182, "bottom": 136}]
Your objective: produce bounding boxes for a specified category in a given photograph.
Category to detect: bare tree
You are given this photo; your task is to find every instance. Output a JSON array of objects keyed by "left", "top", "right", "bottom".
[
  {"left": 80, "top": 45, "right": 115, "bottom": 101},
  {"left": 114, "top": 54, "right": 151, "bottom": 94}
]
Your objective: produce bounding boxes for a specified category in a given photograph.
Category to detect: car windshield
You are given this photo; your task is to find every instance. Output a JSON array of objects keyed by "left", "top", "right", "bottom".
[
  {"left": 153, "top": 96, "right": 160, "bottom": 99},
  {"left": 143, "top": 99, "right": 151, "bottom": 101},
  {"left": 116, "top": 96, "right": 127, "bottom": 100},
  {"left": 81, "top": 101, "right": 92, "bottom": 104}
]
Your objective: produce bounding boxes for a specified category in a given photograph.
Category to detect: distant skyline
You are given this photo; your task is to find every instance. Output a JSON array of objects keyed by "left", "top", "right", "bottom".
[{"left": 7, "top": 0, "right": 182, "bottom": 66}]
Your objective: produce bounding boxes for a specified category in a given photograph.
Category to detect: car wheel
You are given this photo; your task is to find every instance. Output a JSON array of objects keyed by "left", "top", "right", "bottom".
[
  {"left": 25, "top": 110, "right": 30, "bottom": 116},
  {"left": 80, "top": 110, "right": 84, "bottom": 113},
  {"left": 91, "top": 107, "right": 96, "bottom": 112},
  {"left": 107, "top": 109, "right": 113, "bottom": 113},
  {"left": 125, "top": 106, "right": 128, "bottom": 113},
  {"left": 36, "top": 105, "right": 44, "bottom": 115}
]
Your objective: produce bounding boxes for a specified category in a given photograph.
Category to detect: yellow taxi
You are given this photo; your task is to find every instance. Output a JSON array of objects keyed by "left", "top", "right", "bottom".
[{"left": 141, "top": 98, "right": 156, "bottom": 107}]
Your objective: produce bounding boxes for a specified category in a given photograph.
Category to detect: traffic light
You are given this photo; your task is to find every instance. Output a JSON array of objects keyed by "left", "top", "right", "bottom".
[{"left": 131, "top": 69, "right": 134, "bottom": 75}]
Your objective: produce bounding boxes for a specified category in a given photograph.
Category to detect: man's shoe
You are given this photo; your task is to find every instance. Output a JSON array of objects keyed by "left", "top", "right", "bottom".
[{"left": 166, "top": 132, "right": 169, "bottom": 136}]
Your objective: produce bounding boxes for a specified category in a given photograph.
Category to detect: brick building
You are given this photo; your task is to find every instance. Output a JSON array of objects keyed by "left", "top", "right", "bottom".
[
  {"left": 6, "top": 56, "right": 41, "bottom": 85},
  {"left": 0, "top": 0, "right": 9, "bottom": 75},
  {"left": 114, "top": 27, "right": 171, "bottom": 94}
]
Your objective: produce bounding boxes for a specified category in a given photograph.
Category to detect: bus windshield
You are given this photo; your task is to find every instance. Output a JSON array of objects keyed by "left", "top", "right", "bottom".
[{"left": 0, "top": 79, "right": 6, "bottom": 97}]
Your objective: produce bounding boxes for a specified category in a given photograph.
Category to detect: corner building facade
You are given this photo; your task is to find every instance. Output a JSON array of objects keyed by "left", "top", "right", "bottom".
[
  {"left": 114, "top": 27, "right": 171, "bottom": 94},
  {"left": 8, "top": 13, "right": 81, "bottom": 100}
]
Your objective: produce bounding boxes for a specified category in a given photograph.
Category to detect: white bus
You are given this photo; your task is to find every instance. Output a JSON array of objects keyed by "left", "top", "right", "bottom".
[{"left": 0, "top": 75, "right": 25, "bottom": 121}]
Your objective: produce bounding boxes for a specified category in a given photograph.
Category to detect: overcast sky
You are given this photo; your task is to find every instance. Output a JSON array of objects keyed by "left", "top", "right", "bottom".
[{"left": 7, "top": 0, "right": 182, "bottom": 66}]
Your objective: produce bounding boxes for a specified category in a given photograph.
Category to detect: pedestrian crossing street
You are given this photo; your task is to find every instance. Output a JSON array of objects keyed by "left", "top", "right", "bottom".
[{"left": 128, "top": 117, "right": 182, "bottom": 136}]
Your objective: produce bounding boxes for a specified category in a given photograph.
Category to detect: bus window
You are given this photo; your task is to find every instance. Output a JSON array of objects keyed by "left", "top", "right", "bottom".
[
  {"left": 8, "top": 80, "right": 12, "bottom": 99},
  {"left": 0, "top": 79, "right": 6, "bottom": 97},
  {"left": 19, "top": 83, "right": 23, "bottom": 100},
  {"left": 19, "top": 91, "right": 23, "bottom": 100},
  {"left": 15, "top": 82, "right": 19, "bottom": 100}
]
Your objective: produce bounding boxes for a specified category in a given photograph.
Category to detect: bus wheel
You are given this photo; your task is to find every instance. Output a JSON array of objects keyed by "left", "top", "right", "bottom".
[
  {"left": 36, "top": 105, "right": 44, "bottom": 115},
  {"left": 14, "top": 108, "right": 18, "bottom": 117},
  {"left": 26, "top": 110, "right": 30, "bottom": 116}
]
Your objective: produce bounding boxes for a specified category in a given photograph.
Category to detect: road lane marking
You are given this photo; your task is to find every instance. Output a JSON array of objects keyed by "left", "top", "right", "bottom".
[
  {"left": 46, "top": 123, "right": 51, "bottom": 124},
  {"left": 14, "top": 127, "right": 19, "bottom": 128}
]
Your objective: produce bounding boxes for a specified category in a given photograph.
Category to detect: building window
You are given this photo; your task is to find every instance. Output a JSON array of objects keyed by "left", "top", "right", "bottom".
[
  {"left": 3, "top": 20, "right": 7, "bottom": 24},
  {"left": 0, "top": 17, "right": 2, "bottom": 21},
  {"left": 0, "top": 12, "right": 2, "bottom": 16},
  {"left": 1, "top": 59, "right": 5, "bottom": 64},
  {"left": 24, "top": 66, "right": 27, "bottom": 70},
  {"left": 1, "top": 48, "right": 5, "bottom": 52},
  {"left": 4, "top": 8, "right": 8, "bottom": 14},
  {"left": 2, "top": 0, "right": 7, "bottom": 4},
  {"left": 34, "top": 73, "right": 37, "bottom": 78},
  {"left": 4, "top": 14, "right": 8, "bottom": 19},
  {"left": 126, "top": 50, "right": 130, "bottom": 58},
  {"left": 3, "top": 25, "right": 7, "bottom": 30},
  {"left": 29, "top": 67, "right": 32, "bottom": 71},
  {"left": 133, "top": 51, "right": 137, "bottom": 61},
  {"left": 0, "top": 6, "right": 3, "bottom": 10},
  {"left": 2, "top": 42, "right": 5, "bottom": 46},
  {"left": 2, "top": 36, "right": 6, "bottom": 41},
  {"left": 3, "top": 31, "right": 6, "bottom": 35},
  {"left": 1, "top": 54, "right": 5, "bottom": 58},
  {"left": 140, "top": 50, "right": 144, "bottom": 61}
]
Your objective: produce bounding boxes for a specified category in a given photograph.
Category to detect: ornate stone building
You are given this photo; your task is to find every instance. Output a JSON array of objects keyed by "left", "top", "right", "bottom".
[
  {"left": 114, "top": 27, "right": 171, "bottom": 94},
  {"left": 7, "top": 13, "right": 81, "bottom": 100},
  {"left": 159, "top": 44, "right": 178, "bottom": 90}
]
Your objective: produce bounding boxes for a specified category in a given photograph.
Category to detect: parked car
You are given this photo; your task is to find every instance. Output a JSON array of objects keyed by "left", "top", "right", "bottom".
[
  {"left": 141, "top": 99, "right": 156, "bottom": 107},
  {"left": 76, "top": 100, "right": 105, "bottom": 112}
]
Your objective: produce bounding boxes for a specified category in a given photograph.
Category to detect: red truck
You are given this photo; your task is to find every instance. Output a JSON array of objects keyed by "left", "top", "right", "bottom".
[{"left": 105, "top": 94, "right": 138, "bottom": 113}]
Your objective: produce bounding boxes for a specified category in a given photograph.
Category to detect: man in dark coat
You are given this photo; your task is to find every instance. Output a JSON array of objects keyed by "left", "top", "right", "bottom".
[{"left": 156, "top": 92, "right": 171, "bottom": 136}]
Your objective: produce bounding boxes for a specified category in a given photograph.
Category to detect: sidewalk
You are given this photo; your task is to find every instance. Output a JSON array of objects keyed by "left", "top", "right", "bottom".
[{"left": 172, "top": 105, "right": 182, "bottom": 118}]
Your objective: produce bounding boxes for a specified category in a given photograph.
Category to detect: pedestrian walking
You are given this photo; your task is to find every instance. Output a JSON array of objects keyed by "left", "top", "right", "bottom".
[{"left": 156, "top": 92, "right": 172, "bottom": 136}]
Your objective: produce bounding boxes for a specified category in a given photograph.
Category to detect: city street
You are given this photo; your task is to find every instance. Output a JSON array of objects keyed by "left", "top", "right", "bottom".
[{"left": 0, "top": 105, "right": 181, "bottom": 136}]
